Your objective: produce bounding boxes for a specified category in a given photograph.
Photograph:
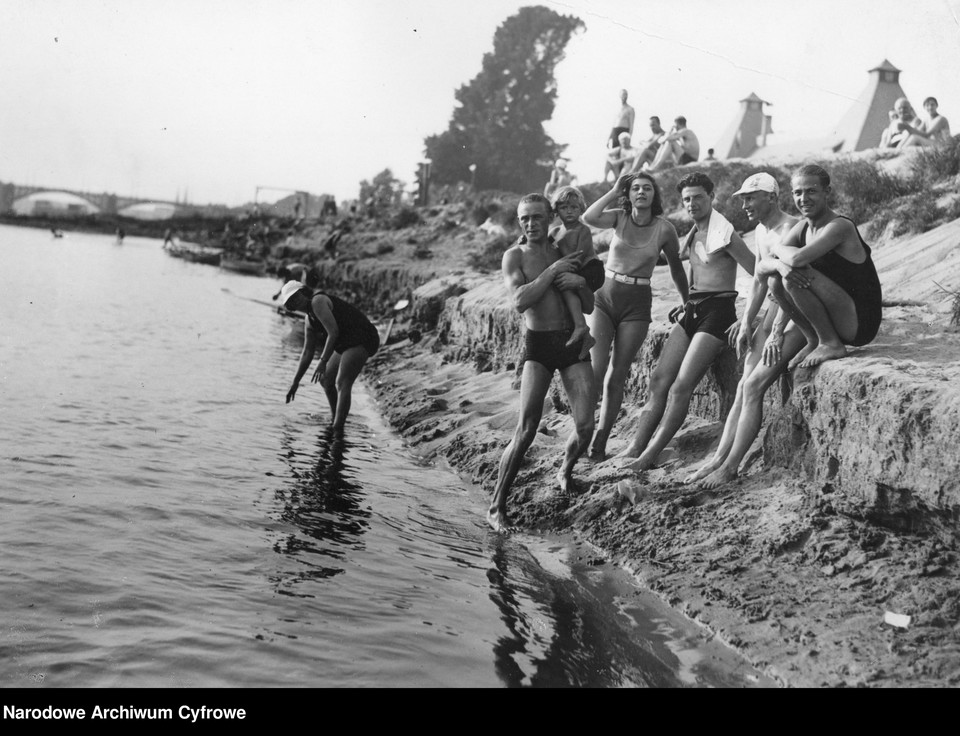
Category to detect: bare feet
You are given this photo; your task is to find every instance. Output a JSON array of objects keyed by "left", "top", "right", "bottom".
[
  {"left": 799, "top": 343, "right": 847, "bottom": 368},
  {"left": 486, "top": 508, "right": 513, "bottom": 533},
  {"left": 699, "top": 465, "right": 738, "bottom": 490},
  {"left": 787, "top": 343, "right": 815, "bottom": 371},
  {"left": 620, "top": 456, "right": 652, "bottom": 473},
  {"left": 587, "top": 430, "right": 609, "bottom": 462},
  {"left": 684, "top": 457, "right": 722, "bottom": 484},
  {"left": 565, "top": 327, "right": 596, "bottom": 361},
  {"left": 557, "top": 469, "right": 582, "bottom": 496}
]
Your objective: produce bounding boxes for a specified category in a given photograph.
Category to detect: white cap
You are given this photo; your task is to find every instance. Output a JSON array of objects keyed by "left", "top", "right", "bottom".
[
  {"left": 734, "top": 172, "right": 779, "bottom": 197},
  {"left": 279, "top": 280, "right": 307, "bottom": 308},
  {"left": 555, "top": 159, "right": 567, "bottom": 169}
]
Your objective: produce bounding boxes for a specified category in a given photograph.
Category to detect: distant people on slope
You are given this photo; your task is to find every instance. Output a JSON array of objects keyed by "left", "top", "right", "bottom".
[
  {"left": 647, "top": 116, "right": 700, "bottom": 172},
  {"left": 895, "top": 96, "right": 952, "bottom": 149},
  {"left": 605, "top": 132, "right": 639, "bottom": 182},
  {"left": 880, "top": 97, "right": 917, "bottom": 149},
  {"left": 544, "top": 159, "right": 576, "bottom": 199},
  {"left": 627, "top": 116, "right": 668, "bottom": 174}
]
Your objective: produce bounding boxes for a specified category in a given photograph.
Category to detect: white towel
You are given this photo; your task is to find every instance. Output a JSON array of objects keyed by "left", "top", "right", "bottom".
[{"left": 685, "top": 208, "right": 734, "bottom": 262}]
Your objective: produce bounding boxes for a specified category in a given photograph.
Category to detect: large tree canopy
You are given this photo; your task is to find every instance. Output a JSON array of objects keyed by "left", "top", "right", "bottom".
[{"left": 423, "top": 6, "right": 584, "bottom": 194}]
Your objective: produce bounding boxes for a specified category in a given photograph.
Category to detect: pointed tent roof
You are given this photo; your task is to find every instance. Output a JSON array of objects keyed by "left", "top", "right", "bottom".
[
  {"left": 830, "top": 59, "right": 907, "bottom": 152},
  {"left": 713, "top": 92, "right": 772, "bottom": 160}
]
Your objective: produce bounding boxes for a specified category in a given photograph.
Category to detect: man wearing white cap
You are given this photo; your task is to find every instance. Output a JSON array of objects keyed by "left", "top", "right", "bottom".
[
  {"left": 279, "top": 281, "right": 380, "bottom": 431},
  {"left": 688, "top": 171, "right": 800, "bottom": 487}
]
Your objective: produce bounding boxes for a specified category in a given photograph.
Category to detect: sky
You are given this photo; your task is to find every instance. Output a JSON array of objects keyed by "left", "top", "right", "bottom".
[{"left": 1, "top": 0, "right": 959, "bottom": 207}]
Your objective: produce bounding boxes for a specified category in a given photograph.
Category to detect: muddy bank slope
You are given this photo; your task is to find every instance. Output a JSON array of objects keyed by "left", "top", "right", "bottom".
[{"left": 354, "top": 209, "right": 960, "bottom": 688}]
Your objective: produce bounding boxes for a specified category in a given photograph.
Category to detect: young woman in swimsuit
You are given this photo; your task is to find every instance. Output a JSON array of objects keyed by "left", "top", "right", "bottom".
[
  {"left": 280, "top": 281, "right": 381, "bottom": 431},
  {"left": 581, "top": 173, "right": 688, "bottom": 460}
]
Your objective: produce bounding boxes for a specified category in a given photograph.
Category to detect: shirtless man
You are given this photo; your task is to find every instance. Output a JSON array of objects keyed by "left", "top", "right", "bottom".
[
  {"left": 604, "top": 90, "right": 636, "bottom": 182},
  {"left": 686, "top": 172, "right": 799, "bottom": 486},
  {"left": 617, "top": 171, "right": 755, "bottom": 473},
  {"left": 647, "top": 116, "right": 700, "bottom": 172},
  {"left": 896, "top": 96, "right": 952, "bottom": 148},
  {"left": 487, "top": 194, "right": 597, "bottom": 533},
  {"left": 880, "top": 98, "right": 916, "bottom": 148},
  {"left": 609, "top": 89, "right": 636, "bottom": 147},
  {"left": 628, "top": 116, "right": 668, "bottom": 174}
]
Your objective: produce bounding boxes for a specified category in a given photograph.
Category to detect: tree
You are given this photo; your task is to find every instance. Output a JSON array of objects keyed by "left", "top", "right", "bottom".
[
  {"left": 424, "top": 6, "right": 584, "bottom": 194},
  {"left": 358, "top": 168, "right": 404, "bottom": 209}
]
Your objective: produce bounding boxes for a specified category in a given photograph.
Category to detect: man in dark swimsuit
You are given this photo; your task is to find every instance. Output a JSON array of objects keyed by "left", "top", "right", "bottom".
[
  {"left": 488, "top": 193, "right": 597, "bottom": 533},
  {"left": 768, "top": 163, "right": 882, "bottom": 368}
]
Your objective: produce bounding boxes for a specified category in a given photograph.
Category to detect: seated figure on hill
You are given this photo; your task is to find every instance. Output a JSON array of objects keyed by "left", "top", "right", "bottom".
[
  {"left": 605, "top": 132, "right": 640, "bottom": 182},
  {"left": 896, "top": 96, "right": 952, "bottom": 149},
  {"left": 646, "top": 116, "right": 700, "bottom": 172},
  {"left": 880, "top": 98, "right": 916, "bottom": 148}
]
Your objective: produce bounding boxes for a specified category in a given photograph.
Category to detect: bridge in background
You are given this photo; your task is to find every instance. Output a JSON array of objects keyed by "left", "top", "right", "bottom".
[{"left": 0, "top": 181, "right": 190, "bottom": 216}]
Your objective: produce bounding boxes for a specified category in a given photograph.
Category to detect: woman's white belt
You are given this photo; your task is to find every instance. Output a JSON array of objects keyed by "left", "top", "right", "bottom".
[{"left": 605, "top": 269, "right": 650, "bottom": 286}]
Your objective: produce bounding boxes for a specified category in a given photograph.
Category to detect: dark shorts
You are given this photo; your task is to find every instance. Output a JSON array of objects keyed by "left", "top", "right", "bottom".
[
  {"left": 609, "top": 126, "right": 630, "bottom": 148},
  {"left": 674, "top": 293, "right": 737, "bottom": 341},
  {"left": 678, "top": 152, "right": 696, "bottom": 165},
  {"left": 595, "top": 281, "right": 652, "bottom": 325},
  {"left": 523, "top": 329, "right": 590, "bottom": 374}
]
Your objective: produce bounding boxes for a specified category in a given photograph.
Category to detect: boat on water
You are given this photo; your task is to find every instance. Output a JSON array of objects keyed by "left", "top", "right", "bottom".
[
  {"left": 220, "top": 257, "right": 267, "bottom": 276},
  {"left": 165, "top": 240, "right": 223, "bottom": 266}
]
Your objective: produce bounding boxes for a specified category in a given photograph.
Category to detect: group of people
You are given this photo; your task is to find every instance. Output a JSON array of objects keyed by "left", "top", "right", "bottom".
[
  {"left": 880, "top": 96, "right": 951, "bottom": 150},
  {"left": 488, "top": 163, "right": 882, "bottom": 532},
  {"left": 603, "top": 90, "right": 701, "bottom": 183}
]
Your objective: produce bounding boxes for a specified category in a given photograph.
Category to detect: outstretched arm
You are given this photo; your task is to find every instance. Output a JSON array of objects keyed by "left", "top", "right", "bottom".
[{"left": 287, "top": 319, "right": 318, "bottom": 402}]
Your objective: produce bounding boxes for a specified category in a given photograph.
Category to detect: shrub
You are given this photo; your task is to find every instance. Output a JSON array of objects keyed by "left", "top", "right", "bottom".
[
  {"left": 467, "top": 233, "right": 514, "bottom": 272},
  {"left": 390, "top": 206, "right": 423, "bottom": 229},
  {"left": 376, "top": 242, "right": 395, "bottom": 255},
  {"left": 909, "top": 135, "right": 960, "bottom": 186}
]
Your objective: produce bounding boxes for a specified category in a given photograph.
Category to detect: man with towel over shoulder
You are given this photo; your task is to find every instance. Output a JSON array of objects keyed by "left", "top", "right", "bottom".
[{"left": 615, "top": 171, "right": 755, "bottom": 472}]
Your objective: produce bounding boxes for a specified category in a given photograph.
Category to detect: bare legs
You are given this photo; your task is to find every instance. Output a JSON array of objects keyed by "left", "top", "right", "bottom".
[
  {"left": 698, "top": 326, "right": 807, "bottom": 489},
  {"left": 586, "top": 311, "right": 650, "bottom": 460},
  {"left": 618, "top": 328, "right": 727, "bottom": 472},
  {"left": 488, "top": 360, "right": 595, "bottom": 532},
  {"left": 319, "top": 346, "right": 371, "bottom": 431},
  {"left": 686, "top": 311, "right": 775, "bottom": 483},
  {"left": 770, "top": 269, "right": 857, "bottom": 368},
  {"left": 557, "top": 362, "right": 596, "bottom": 495}
]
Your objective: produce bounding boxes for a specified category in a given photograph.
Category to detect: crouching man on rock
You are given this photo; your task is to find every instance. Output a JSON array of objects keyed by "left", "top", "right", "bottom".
[{"left": 487, "top": 193, "right": 597, "bottom": 533}]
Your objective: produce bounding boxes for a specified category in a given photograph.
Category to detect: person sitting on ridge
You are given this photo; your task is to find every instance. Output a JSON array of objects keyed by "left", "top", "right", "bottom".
[{"left": 896, "top": 96, "right": 952, "bottom": 149}]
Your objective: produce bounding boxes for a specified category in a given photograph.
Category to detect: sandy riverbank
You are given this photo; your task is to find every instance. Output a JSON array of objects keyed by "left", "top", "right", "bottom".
[{"left": 363, "top": 314, "right": 960, "bottom": 688}]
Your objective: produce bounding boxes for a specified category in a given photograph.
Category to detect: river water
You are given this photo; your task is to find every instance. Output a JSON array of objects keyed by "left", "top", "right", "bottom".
[{"left": 0, "top": 224, "right": 773, "bottom": 688}]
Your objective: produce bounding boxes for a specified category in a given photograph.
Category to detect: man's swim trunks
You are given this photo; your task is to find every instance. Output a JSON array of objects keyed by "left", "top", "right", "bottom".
[
  {"left": 522, "top": 329, "right": 591, "bottom": 374},
  {"left": 308, "top": 292, "right": 381, "bottom": 356},
  {"left": 678, "top": 152, "right": 696, "bottom": 165},
  {"left": 672, "top": 291, "right": 738, "bottom": 341},
  {"left": 800, "top": 218, "right": 882, "bottom": 346}
]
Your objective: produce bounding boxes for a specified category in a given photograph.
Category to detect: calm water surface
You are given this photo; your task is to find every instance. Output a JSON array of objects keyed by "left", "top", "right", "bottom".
[{"left": 0, "top": 224, "right": 772, "bottom": 688}]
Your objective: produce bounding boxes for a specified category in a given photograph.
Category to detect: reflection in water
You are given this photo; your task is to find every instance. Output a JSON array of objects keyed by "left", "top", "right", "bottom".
[
  {"left": 272, "top": 425, "right": 372, "bottom": 594},
  {"left": 485, "top": 537, "right": 683, "bottom": 688}
]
